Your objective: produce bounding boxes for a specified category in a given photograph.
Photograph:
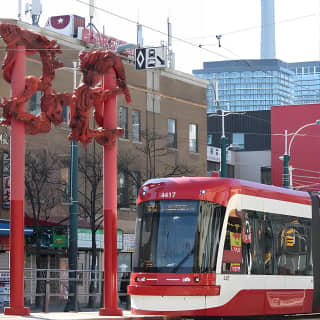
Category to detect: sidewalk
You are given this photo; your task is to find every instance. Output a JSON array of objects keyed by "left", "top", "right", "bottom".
[{"left": 0, "top": 311, "right": 169, "bottom": 320}]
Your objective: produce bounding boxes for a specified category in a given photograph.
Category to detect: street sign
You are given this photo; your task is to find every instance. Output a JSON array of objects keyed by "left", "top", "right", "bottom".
[{"left": 135, "top": 46, "right": 167, "bottom": 70}]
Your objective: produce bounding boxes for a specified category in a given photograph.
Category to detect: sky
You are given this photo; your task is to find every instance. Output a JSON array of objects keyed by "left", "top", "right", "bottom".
[{"left": 2, "top": 0, "right": 320, "bottom": 74}]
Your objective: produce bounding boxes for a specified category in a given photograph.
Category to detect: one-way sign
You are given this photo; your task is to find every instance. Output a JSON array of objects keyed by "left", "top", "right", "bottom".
[{"left": 135, "top": 46, "right": 167, "bottom": 70}]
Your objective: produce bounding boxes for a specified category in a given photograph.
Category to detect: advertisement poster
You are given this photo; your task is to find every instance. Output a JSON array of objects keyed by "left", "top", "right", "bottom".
[
  {"left": 2, "top": 152, "right": 9, "bottom": 209},
  {"left": 59, "top": 258, "right": 69, "bottom": 301},
  {"left": 0, "top": 272, "right": 9, "bottom": 308}
]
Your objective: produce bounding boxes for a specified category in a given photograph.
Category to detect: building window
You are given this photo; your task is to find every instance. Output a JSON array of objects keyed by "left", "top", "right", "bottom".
[
  {"left": 189, "top": 123, "right": 198, "bottom": 153},
  {"left": 119, "top": 106, "right": 128, "bottom": 139},
  {"left": 29, "top": 91, "right": 42, "bottom": 115},
  {"left": 60, "top": 167, "right": 69, "bottom": 203},
  {"left": 207, "top": 134, "right": 213, "bottom": 145},
  {"left": 168, "top": 119, "right": 177, "bottom": 148},
  {"left": 131, "top": 171, "right": 140, "bottom": 204},
  {"left": 132, "top": 110, "right": 141, "bottom": 142},
  {"left": 207, "top": 161, "right": 220, "bottom": 176},
  {"left": 118, "top": 171, "right": 128, "bottom": 207},
  {"left": 232, "top": 133, "right": 244, "bottom": 149},
  {"left": 261, "top": 167, "right": 271, "bottom": 185}
]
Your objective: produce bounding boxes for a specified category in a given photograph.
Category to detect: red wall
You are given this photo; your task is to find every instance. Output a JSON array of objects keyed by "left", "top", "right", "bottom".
[{"left": 271, "top": 104, "right": 320, "bottom": 191}]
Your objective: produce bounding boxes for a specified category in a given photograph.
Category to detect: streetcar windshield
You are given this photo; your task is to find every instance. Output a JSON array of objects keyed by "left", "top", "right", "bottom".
[{"left": 133, "top": 200, "right": 226, "bottom": 273}]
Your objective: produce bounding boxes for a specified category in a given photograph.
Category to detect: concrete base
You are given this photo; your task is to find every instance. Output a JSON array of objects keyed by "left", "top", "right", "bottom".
[
  {"left": 4, "top": 306, "right": 30, "bottom": 316},
  {"left": 99, "top": 308, "right": 123, "bottom": 316}
]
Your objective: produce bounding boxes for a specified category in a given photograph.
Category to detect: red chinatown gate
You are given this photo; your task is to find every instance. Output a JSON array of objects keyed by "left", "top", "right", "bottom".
[{"left": 0, "top": 24, "right": 130, "bottom": 316}]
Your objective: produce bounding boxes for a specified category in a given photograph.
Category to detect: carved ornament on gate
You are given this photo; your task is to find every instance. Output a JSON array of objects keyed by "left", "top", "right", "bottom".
[{"left": 0, "top": 24, "right": 130, "bottom": 145}]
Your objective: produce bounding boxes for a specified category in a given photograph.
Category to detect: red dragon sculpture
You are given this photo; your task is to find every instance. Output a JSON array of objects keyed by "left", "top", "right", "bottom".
[
  {"left": 69, "top": 50, "right": 131, "bottom": 146},
  {"left": 0, "top": 23, "right": 69, "bottom": 134},
  {"left": 0, "top": 24, "right": 130, "bottom": 143}
]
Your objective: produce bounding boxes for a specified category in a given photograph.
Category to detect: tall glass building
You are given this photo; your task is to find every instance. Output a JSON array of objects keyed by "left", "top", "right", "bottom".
[
  {"left": 288, "top": 61, "right": 320, "bottom": 105},
  {"left": 193, "top": 59, "right": 294, "bottom": 113}
]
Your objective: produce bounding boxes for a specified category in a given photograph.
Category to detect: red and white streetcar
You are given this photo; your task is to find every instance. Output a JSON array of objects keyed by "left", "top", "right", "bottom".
[{"left": 128, "top": 177, "right": 320, "bottom": 317}]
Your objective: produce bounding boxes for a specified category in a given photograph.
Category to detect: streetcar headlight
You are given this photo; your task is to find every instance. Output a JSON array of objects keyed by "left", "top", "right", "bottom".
[
  {"left": 194, "top": 276, "right": 200, "bottom": 283},
  {"left": 200, "top": 189, "right": 206, "bottom": 195},
  {"left": 135, "top": 276, "right": 146, "bottom": 283},
  {"left": 182, "top": 277, "right": 191, "bottom": 283}
]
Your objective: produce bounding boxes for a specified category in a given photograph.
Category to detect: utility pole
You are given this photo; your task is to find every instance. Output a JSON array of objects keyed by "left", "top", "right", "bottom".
[
  {"left": 18, "top": 0, "right": 22, "bottom": 20},
  {"left": 65, "top": 62, "right": 79, "bottom": 311},
  {"left": 208, "top": 104, "right": 244, "bottom": 178},
  {"left": 282, "top": 121, "right": 320, "bottom": 188},
  {"left": 25, "top": 0, "right": 42, "bottom": 26},
  {"left": 208, "top": 78, "right": 227, "bottom": 177}
]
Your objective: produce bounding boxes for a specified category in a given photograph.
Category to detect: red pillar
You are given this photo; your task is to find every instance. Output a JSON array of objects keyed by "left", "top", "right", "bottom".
[
  {"left": 99, "top": 68, "right": 122, "bottom": 316},
  {"left": 4, "top": 46, "right": 30, "bottom": 315}
]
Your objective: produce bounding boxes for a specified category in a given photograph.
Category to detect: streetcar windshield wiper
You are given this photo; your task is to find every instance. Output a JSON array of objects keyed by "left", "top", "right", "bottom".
[{"left": 172, "top": 247, "right": 194, "bottom": 273}]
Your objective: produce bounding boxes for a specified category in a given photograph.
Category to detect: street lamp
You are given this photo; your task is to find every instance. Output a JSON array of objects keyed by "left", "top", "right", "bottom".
[
  {"left": 65, "top": 61, "right": 79, "bottom": 312},
  {"left": 220, "top": 109, "right": 228, "bottom": 177},
  {"left": 282, "top": 120, "right": 320, "bottom": 188},
  {"left": 208, "top": 107, "right": 244, "bottom": 177},
  {"left": 208, "top": 109, "right": 229, "bottom": 177}
]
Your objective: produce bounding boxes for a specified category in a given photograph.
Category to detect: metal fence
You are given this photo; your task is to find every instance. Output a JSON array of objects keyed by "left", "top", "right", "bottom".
[{"left": 0, "top": 269, "right": 130, "bottom": 312}]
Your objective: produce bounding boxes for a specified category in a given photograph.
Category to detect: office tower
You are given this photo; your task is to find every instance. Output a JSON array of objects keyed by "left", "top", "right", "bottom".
[{"left": 193, "top": 59, "right": 293, "bottom": 112}]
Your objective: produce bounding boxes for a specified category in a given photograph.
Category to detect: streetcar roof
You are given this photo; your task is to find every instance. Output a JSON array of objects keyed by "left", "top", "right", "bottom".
[{"left": 138, "top": 177, "right": 313, "bottom": 207}]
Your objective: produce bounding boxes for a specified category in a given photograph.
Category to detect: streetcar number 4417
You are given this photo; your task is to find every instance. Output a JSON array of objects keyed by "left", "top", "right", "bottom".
[{"left": 160, "top": 192, "right": 176, "bottom": 198}]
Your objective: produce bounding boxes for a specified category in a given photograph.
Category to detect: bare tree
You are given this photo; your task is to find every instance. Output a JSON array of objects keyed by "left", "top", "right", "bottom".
[
  {"left": 25, "top": 150, "right": 63, "bottom": 306},
  {"left": 134, "top": 129, "right": 170, "bottom": 180},
  {"left": 77, "top": 151, "right": 103, "bottom": 308},
  {"left": 118, "top": 129, "right": 195, "bottom": 206},
  {"left": 117, "top": 153, "right": 141, "bottom": 208}
]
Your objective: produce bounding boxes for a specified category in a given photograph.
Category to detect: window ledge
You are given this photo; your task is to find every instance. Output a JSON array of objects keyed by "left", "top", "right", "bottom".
[
  {"left": 132, "top": 140, "right": 142, "bottom": 144},
  {"left": 119, "top": 138, "right": 130, "bottom": 142}
]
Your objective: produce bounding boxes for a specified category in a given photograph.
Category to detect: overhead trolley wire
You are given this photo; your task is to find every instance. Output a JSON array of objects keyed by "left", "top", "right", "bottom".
[
  {"left": 194, "top": 13, "right": 318, "bottom": 42},
  {"left": 76, "top": 0, "right": 232, "bottom": 61}
]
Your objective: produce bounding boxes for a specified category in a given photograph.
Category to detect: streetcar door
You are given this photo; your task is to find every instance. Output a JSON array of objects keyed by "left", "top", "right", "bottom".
[{"left": 221, "top": 212, "right": 242, "bottom": 273}]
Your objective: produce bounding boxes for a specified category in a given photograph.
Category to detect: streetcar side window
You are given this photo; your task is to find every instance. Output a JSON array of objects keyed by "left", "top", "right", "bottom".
[
  {"left": 222, "top": 209, "right": 312, "bottom": 276},
  {"left": 246, "top": 211, "right": 270, "bottom": 275},
  {"left": 222, "top": 211, "right": 270, "bottom": 274},
  {"left": 226, "top": 209, "right": 312, "bottom": 276},
  {"left": 272, "top": 216, "right": 312, "bottom": 276}
]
